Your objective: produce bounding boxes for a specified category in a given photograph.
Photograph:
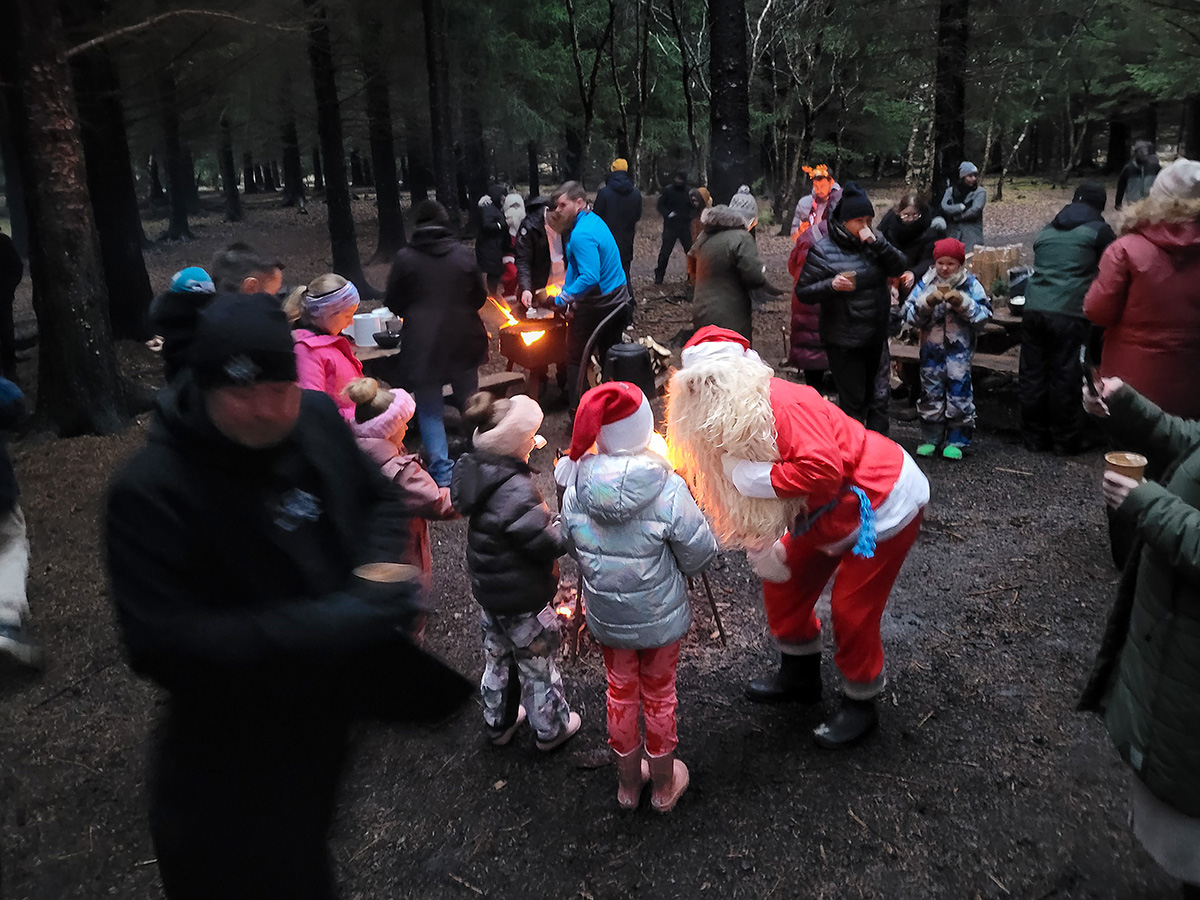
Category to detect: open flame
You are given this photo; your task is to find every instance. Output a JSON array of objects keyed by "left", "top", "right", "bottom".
[
  {"left": 555, "top": 603, "right": 574, "bottom": 618},
  {"left": 488, "top": 297, "right": 520, "bottom": 327},
  {"left": 544, "top": 284, "right": 562, "bottom": 298},
  {"left": 521, "top": 330, "right": 546, "bottom": 346}
]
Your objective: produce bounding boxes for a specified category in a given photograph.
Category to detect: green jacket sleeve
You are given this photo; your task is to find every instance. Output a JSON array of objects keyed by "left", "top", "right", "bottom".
[
  {"left": 1120, "top": 480, "right": 1200, "bottom": 586},
  {"left": 1106, "top": 386, "right": 1200, "bottom": 466},
  {"left": 733, "top": 233, "right": 768, "bottom": 290}
]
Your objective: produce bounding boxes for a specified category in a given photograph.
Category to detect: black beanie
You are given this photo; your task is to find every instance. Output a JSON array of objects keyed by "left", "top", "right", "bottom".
[
  {"left": 835, "top": 181, "right": 874, "bottom": 221},
  {"left": 1072, "top": 181, "right": 1107, "bottom": 212},
  {"left": 413, "top": 200, "right": 450, "bottom": 227},
  {"left": 189, "top": 293, "right": 298, "bottom": 389}
]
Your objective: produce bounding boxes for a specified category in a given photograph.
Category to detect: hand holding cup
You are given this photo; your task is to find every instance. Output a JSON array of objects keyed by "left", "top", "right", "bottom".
[{"left": 832, "top": 271, "right": 856, "bottom": 292}]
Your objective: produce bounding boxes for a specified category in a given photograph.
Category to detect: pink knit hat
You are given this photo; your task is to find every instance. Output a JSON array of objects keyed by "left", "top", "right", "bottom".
[{"left": 345, "top": 378, "right": 415, "bottom": 440}]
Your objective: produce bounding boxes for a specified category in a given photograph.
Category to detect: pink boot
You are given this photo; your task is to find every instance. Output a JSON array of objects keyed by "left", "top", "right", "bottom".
[
  {"left": 615, "top": 745, "right": 650, "bottom": 810},
  {"left": 647, "top": 752, "right": 689, "bottom": 813}
]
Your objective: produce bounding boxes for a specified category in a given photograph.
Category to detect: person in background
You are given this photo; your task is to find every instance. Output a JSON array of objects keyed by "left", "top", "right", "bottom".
[
  {"left": 685, "top": 187, "right": 712, "bottom": 287},
  {"left": 1020, "top": 181, "right": 1115, "bottom": 455},
  {"left": 385, "top": 200, "right": 489, "bottom": 487},
  {"left": 795, "top": 183, "right": 908, "bottom": 432},
  {"left": 790, "top": 164, "right": 842, "bottom": 238},
  {"left": 0, "top": 376, "right": 35, "bottom": 670},
  {"left": 476, "top": 184, "right": 511, "bottom": 298},
  {"left": 876, "top": 193, "right": 946, "bottom": 287},
  {"left": 209, "top": 242, "right": 285, "bottom": 296},
  {"left": 0, "top": 227, "right": 23, "bottom": 381},
  {"left": 557, "top": 382, "right": 718, "bottom": 812},
  {"left": 500, "top": 192, "right": 526, "bottom": 299},
  {"left": 516, "top": 196, "right": 557, "bottom": 307},
  {"left": 688, "top": 204, "right": 776, "bottom": 340},
  {"left": 545, "top": 182, "right": 632, "bottom": 414},
  {"left": 346, "top": 377, "right": 457, "bottom": 598},
  {"left": 728, "top": 185, "right": 760, "bottom": 239},
  {"left": 1115, "top": 140, "right": 1161, "bottom": 209},
  {"left": 106, "top": 294, "right": 471, "bottom": 900},
  {"left": 940, "top": 162, "right": 986, "bottom": 252},
  {"left": 451, "top": 392, "right": 581, "bottom": 752},
  {"left": 901, "top": 238, "right": 992, "bottom": 459},
  {"left": 284, "top": 275, "right": 364, "bottom": 423},
  {"left": 1080, "top": 374, "right": 1200, "bottom": 900},
  {"left": 654, "top": 171, "right": 694, "bottom": 285},
  {"left": 149, "top": 267, "right": 217, "bottom": 383},
  {"left": 594, "top": 159, "right": 642, "bottom": 279}
]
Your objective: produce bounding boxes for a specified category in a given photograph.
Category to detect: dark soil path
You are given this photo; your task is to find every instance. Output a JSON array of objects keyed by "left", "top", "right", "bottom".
[{"left": 3, "top": 180, "right": 1173, "bottom": 899}]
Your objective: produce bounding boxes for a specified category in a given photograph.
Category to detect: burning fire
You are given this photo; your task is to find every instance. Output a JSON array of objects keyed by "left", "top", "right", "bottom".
[
  {"left": 488, "top": 297, "right": 520, "bottom": 327},
  {"left": 521, "top": 331, "right": 546, "bottom": 346},
  {"left": 545, "top": 284, "right": 562, "bottom": 298},
  {"left": 648, "top": 432, "right": 670, "bottom": 460},
  {"left": 556, "top": 603, "right": 574, "bottom": 618}
]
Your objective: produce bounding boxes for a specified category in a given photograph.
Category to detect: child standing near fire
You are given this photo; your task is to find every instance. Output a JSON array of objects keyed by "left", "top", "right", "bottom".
[
  {"left": 556, "top": 382, "right": 719, "bottom": 812},
  {"left": 451, "top": 392, "right": 582, "bottom": 751},
  {"left": 901, "top": 238, "right": 991, "bottom": 459}
]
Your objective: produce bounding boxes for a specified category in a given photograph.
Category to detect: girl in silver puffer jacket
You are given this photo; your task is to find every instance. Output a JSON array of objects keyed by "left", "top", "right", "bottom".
[{"left": 556, "top": 382, "right": 718, "bottom": 813}]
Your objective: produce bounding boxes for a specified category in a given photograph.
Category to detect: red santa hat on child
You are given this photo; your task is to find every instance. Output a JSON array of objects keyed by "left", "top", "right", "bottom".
[
  {"left": 554, "top": 381, "right": 653, "bottom": 486},
  {"left": 680, "top": 325, "right": 763, "bottom": 369}
]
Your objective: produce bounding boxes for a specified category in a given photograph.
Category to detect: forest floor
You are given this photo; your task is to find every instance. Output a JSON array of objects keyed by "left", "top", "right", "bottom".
[{"left": 2, "top": 178, "right": 1181, "bottom": 899}]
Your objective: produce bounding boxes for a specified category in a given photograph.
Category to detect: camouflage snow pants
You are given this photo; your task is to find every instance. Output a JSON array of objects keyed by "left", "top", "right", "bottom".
[
  {"left": 479, "top": 609, "right": 571, "bottom": 742},
  {"left": 918, "top": 342, "right": 976, "bottom": 447}
]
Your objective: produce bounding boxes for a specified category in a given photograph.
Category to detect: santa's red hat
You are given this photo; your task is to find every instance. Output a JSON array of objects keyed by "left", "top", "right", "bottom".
[
  {"left": 681, "top": 326, "right": 763, "bottom": 369},
  {"left": 555, "top": 382, "right": 653, "bottom": 486}
]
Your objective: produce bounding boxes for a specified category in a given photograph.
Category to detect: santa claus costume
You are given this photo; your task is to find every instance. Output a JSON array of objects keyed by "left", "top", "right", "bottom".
[{"left": 666, "top": 326, "right": 929, "bottom": 748}]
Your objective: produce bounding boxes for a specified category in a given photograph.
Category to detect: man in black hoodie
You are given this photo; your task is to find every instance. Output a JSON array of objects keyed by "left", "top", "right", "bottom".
[
  {"left": 594, "top": 159, "right": 642, "bottom": 278},
  {"left": 654, "top": 171, "right": 695, "bottom": 284},
  {"left": 1020, "top": 181, "right": 1116, "bottom": 454},
  {"left": 106, "top": 294, "right": 470, "bottom": 900}
]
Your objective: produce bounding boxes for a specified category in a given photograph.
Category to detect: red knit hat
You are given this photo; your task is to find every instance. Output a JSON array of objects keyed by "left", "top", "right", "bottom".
[
  {"left": 933, "top": 238, "right": 966, "bottom": 264},
  {"left": 680, "top": 326, "right": 762, "bottom": 369},
  {"left": 568, "top": 382, "right": 651, "bottom": 461}
]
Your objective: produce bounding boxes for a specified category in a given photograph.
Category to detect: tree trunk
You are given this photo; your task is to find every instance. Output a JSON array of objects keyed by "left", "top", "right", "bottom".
[
  {"left": 707, "top": 0, "right": 751, "bottom": 205},
  {"left": 219, "top": 114, "right": 243, "bottom": 222},
  {"left": 242, "top": 151, "right": 258, "bottom": 193},
  {"left": 0, "top": 89, "right": 29, "bottom": 256},
  {"left": 158, "top": 66, "right": 192, "bottom": 240},
  {"left": 279, "top": 93, "right": 306, "bottom": 210},
  {"left": 667, "top": 0, "right": 701, "bottom": 178},
  {"left": 931, "top": 0, "right": 968, "bottom": 197},
  {"left": 5, "top": 0, "right": 126, "bottom": 434},
  {"left": 1143, "top": 102, "right": 1158, "bottom": 144},
  {"left": 64, "top": 0, "right": 154, "bottom": 339},
  {"left": 562, "top": 124, "right": 585, "bottom": 183},
  {"left": 304, "top": 0, "right": 372, "bottom": 290},
  {"left": 1185, "top": 95, "right": 1200, "bottom": 160},
  {"left": 406, "top": 125, "right": 432, "bottom": 201},
  {"left": 463, "top": 104, "right": 488, "bottom": 207},
  {"left": 350, "top": 148, "right": 365, "bottom": 186},
  {"left": 147, "top": 153, "right": 166, "bottom": 203},
  {"left": 422, "top": 0, "right": 458, "bottom": 220},
  {"left": 311, "top": 146, "right": 324, "bottom": 191},
  {"left": 1105, "top": 118, "right": 1129, "bottom": 173},
  {"left": 361, "top": 21, "right": 405, "bottom": 264},
  {"left": 262, "top": 160, "right": 278, "bottom": 192},
  {"left": 183, "top": 146, "right": 201, "bottom": 213},
  {"left": 527, "top": 140, "right": 539, "bottom": 196}
]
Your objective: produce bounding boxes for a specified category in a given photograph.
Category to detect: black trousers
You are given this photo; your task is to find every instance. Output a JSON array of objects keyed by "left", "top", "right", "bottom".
[
  {"left": 827, "top": 341, "right": 888, "bottom": 433},
  {"left": 655, "top": 223, "right": 693, "bottom": 280},
  {"left": 1018, "top": 310, "right": 1090, "bottom": 452},
  {"left": 566, "top": 291, "right": 634, "bottom": 412}
]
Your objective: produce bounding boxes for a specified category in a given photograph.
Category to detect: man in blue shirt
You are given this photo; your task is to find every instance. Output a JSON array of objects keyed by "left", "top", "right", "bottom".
[{"left": 546, "top": 181, "right": 633, "bottom": 414}]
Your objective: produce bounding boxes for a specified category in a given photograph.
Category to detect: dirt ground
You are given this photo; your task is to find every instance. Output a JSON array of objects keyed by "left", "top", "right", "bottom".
[{"left": 2, "top": 181, "right": 1182, "bottom": 899}]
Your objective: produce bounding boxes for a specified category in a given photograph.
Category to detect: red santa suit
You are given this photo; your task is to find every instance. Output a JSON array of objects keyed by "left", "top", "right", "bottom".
[{"left": 676, "top": 328, "right": 929, "bottom": 700}]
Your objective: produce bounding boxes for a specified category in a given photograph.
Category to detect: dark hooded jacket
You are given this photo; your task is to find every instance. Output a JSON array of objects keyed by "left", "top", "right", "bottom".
[
  {"left": 795, "top": 220, "right": 908, "bottom": 348},
  {"left": 876, "top": 208, "right": 946, "bottom": 282},
  {"left": 149, "top": 289, "right": 217, "bottom": 382},
  {"left": 1025, "top": 201, "right": 1115, "bottom": 319},
  {"left": 515, "top": 197, "right": 554, "bottom": 294},
  {"left": 385, "top": 225, "right": 489, "bottom": 389},
  {"left": 657, "top": 180, "right": 694, "bottom": 229},
  {"left": 594, "top": 171, "right": 642, "bottom": 267},
  {"left": 475, "top": 184, "right": 510, "bottom": 277},
  {"left": 450, "top": 451, "right": 565, "bottom": 615}
]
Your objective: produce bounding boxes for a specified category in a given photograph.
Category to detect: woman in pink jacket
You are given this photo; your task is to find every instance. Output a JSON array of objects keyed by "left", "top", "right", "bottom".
[
  {"left": 1084, "top": 159, "right": 1200, "bottom": 420},
  {"left": 286, "top": 274, "right": 364, "bottom": 421}
]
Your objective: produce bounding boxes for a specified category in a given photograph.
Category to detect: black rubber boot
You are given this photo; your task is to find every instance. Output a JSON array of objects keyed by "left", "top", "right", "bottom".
[
  {"left": 813, "top": 697, "right": 878, "bottom": 749},
  {"left": 745, "top": 653, "right": 822, "bottom": 704}
]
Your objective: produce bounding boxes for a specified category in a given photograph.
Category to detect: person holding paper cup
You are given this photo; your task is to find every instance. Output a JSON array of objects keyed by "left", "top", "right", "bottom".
[
  {"left": 795, "top": 182, "right": 907, "bottom": 432},
  {"left": 1080, "top": 373, "right": 1200, "bottom": 897}
]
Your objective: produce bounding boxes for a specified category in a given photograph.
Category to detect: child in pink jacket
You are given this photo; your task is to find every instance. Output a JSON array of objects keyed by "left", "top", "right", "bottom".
[
  {"left": 287, "top": 274, "right": 364, "bottom": 421},
  {"left": 346, "top": 377, "right": 457, "bottom": 593}
]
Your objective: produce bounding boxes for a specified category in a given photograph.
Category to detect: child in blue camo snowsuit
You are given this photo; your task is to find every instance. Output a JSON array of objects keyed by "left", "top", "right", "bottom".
[{"left": 901, "top": 238, "right": 991, "bottom": 459}]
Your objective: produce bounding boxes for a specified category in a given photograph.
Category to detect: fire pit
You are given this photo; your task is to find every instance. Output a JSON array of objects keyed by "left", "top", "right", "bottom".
[{"left": 490, "top": 297, "right": 569, "bottom": 396}]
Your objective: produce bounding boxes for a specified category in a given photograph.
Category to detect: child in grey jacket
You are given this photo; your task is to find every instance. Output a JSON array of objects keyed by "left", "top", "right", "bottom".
[{"left": 556, "top": 382, "right": 718, "bottom": 813}]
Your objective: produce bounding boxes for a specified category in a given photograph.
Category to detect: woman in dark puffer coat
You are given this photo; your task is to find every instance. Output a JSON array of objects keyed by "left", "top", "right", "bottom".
[
  {"left": 876, "top": 193, "right": 947, "bottom": 288},
  {"left": 795, "top": 183, "right": 907, "bottom": 432}
]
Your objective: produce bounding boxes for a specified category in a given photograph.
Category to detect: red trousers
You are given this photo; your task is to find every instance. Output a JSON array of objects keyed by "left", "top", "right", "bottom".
[
  {"left": 601, "top": 642, "right": 681, "bottom": 757},
  {"left": 761, "top": 513, "right": 922, "bottom": 691}
]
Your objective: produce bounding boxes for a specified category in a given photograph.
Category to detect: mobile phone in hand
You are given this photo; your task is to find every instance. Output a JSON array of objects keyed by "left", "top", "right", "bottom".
[{"left": 1079, "top": 345, "right": 1100, "bottom": 396}]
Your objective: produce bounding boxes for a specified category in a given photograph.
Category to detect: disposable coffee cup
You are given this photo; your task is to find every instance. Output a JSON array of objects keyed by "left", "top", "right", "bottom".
[
  {"left": 839, "top": 270, "right": 856, "bottom": 289},
  {"left": 353, "top": 562, "right": 421, "bottom": 584},
  {"left": 1105, "top": 451, "right": 1147, "bottom": 481}
]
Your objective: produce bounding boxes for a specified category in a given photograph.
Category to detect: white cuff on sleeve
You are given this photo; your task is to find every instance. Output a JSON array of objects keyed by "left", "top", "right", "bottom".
[{"left": 728, "top": 459, "right": 778, "bottom": 499}]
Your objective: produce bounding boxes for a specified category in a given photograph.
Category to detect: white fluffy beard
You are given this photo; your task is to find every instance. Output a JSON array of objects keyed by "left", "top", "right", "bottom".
[{"left": 666, "top": 358, "right": 806, "bottom": 550}]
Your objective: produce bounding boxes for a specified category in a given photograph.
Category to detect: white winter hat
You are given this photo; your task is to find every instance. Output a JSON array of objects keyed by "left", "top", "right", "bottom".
[
  {"left": 1150, "top": 158, "right": 1200, "bottom": 201},
  {"left": 728, "top": 185, "right": 759, "bottom": 225}
]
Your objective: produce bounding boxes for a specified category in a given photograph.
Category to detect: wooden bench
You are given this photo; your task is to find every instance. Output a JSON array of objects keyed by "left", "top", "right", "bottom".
[
  {"left": 445, "top": 371, "right": 525, "bottom": 400},
  {"left": 889, "top": 341, "right": 1019, "bottom": 375}
]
